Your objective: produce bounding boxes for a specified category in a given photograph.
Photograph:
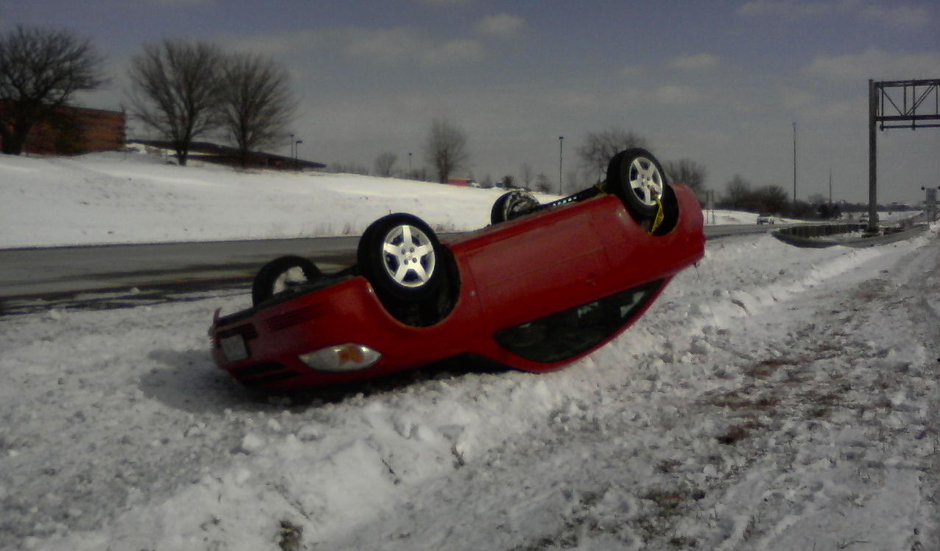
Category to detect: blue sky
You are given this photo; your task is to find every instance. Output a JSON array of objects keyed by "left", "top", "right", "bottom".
[{"left": 2, "top": 0, "right": 938, "bottom": 204}]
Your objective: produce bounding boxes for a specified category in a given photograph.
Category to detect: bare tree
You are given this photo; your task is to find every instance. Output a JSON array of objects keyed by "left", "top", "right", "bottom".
[
  {"left": 0, "top": 26, "right": 105, "bottom": 155},
  {"left": 723, "top": 175, "right": 752, "bottom": 209},
  {"left": 577, "top": 127, "right": 648, "bottom": 183},
  {"left": 520, "top": 162, "right": 534, "bottom": 189},
  {"left": 374, "top": 152, "right": 397, "bottom": 177},
  {"left": 534, "top": 172, "right": 552, "bottom": 193},
  {"left": 128, "top": 40, "right": 224, "bottom": 166},
  {"left": 425, "top": 117, "right": 469, "bottom": 183},
  {"left": 755, "top": 185, "right": 789, "bottom": 213},
  {"left": 217, "top": 53, "right": 297, "bottom": 167},
  {"left": 664, "top": 159, "right": 707, "bottom": 203},
  {"left": 566, "top": 169, "right": 583, "bottom": 193}
]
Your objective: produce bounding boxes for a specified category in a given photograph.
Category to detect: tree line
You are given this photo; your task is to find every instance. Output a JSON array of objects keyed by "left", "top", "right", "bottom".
[
  {"left": 388, "top": 121, "right": 710, "bottom": 202},
  {"left": 716, "top": 175, "right": 850, "bottom": 219},
  {"left": 0, "top": 25, "right": 296, "bottom": 167}
]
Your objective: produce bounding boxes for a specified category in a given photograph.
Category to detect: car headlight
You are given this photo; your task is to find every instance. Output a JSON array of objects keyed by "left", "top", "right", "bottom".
[{"left": 298, "top": 344, "right": 382, "bottom": 372}]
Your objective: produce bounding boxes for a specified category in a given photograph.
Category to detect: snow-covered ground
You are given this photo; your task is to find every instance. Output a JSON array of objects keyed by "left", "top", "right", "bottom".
[
  {"left": 2, "top": 150, "right": 770, "bottom": 250},
  {"left": 0, "top": 152, "right": 937, "bottom": 550}
]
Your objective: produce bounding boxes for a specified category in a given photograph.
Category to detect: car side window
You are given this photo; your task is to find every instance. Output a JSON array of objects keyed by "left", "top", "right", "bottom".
[{"left": 494, "top": 280, "right": 663, "bottom": 363}]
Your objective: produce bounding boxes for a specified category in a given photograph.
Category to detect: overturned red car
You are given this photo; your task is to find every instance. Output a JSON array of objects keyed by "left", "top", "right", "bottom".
[{"left": 209, "top": 149, "right": 705, "bottom": 390}]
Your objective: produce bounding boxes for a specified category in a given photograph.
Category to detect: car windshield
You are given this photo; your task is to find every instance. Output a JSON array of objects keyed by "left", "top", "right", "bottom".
[{"left": 494, "top": 280, "right": 663, "bottom": 363}]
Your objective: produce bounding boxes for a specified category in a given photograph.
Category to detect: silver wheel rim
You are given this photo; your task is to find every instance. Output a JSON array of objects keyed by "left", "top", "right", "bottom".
[
  {"left": 628, "top": 156, "right": 664, "bottom": 206},
  {"left": 272, "top": 266, "right": 308, "bottom": 294},
  {"left": 381, "top": 224, "right": 436, "bottom": 288}
]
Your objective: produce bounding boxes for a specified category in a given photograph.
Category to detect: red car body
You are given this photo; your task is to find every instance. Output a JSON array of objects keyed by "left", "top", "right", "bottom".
[{"left": 210, "top": 184, "right": 704, "bottom": 390}]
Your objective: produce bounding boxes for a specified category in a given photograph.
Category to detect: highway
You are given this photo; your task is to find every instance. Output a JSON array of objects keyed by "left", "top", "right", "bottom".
[{"left": 0, "top": 237, "right": 358, "bottom": 299}]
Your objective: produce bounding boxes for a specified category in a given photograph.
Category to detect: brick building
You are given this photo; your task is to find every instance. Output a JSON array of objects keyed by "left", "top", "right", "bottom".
[{"left": 0, "top": 102, "right": 126, "bottom": 155}]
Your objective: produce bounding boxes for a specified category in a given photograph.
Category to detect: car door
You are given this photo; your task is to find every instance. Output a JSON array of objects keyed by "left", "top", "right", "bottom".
[{"left": 462, "top": 202, "right": 610, "bottom": 328}]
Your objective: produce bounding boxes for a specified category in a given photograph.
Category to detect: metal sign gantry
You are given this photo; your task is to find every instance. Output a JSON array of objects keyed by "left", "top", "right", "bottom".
[{"left": 868, "top": 78, "right": 940, "bottom": 229}]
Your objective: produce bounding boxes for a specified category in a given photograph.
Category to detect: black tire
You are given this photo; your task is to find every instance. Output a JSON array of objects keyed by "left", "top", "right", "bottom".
[
  {"left": 358, "top": 213, "right": 445, "bottom": 303},
  {"left": 490, "top": 190, "right": 541, "bottom": 224},
  {"left": 651, "top": 182, "right": 680, "bottom": 236},
  {"left": 252, "top": 255, "right": 321, "bottom": 306},
  {"left": 606, "top": 148, "right": 668, "bottom": 220}
]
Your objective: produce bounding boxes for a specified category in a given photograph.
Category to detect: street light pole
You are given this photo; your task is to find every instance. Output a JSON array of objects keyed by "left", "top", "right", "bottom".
[
  {"left": 792, "top": 121, "right": 797, "bottom": 205},
  {"left": 294, "top": 139, "right": 303, "bottom": 169},
  {"left": 558, "top": 136, "right": 564, "bottom": 195}
]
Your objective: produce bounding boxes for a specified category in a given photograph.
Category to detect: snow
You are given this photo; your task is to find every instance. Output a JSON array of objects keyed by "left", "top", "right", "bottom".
[
  {"left": 0, "top": 152, "right": 938, "bottom": 550},
  {"left": 0, "top": 149, "right": 524, "bottom": 249}
]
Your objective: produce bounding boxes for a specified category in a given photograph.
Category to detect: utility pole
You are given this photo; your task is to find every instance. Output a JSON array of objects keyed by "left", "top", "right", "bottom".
[
  {"left": 558, "top": 136, "right": 564, "bottom": 195},
  {"left": 792, "top": 121, "right": 797, "bottom": 205}
]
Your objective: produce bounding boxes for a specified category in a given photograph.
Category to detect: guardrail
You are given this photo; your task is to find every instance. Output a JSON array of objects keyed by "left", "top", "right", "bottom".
[{"left": 772, "top": 224, "right": 927, "bottom": 248}]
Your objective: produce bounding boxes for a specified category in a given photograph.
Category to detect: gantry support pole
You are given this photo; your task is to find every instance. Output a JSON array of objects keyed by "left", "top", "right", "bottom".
[{"left": 868, "top": 79, "right": 879, "bottom": 230}]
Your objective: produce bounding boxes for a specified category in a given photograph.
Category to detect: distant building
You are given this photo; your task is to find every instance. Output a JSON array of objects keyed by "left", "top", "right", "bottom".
[
  {"left": 447, "top": 178, "right": 478, "bottom": 187},
  {"left": 0, "top": 101, "right": 126, "bottom": 154}
]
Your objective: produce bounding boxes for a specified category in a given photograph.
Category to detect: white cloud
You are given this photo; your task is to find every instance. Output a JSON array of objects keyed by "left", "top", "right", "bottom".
[
  {"left": 421, "top": 38, "right": 485, "bottom": 66},
  {"left": 739, "top": 0, "right": 933, "bottom": 29},
  {"left": 779, "top": 87, "right": 817, "bottom": 111},
  {"left": 147, "top": 0, "right": 213, "bottom": 5},
  {"left": 219, "top": 30, "right": 323, "bottom": 57},
  {"left": 858, "top": 3, "right": 933, "bottom": 29},
  {"left": 620, "top": 64, "right": 645, "bottom": 78},
  {"left": 345, "top": 27, "right": 424, "bottom": 64},
  {"left": 805, "top": 48, "right": 940, "bottom": 81},
  {"left": 238, "top": 27, "right": 485, "bottom": 68},
  {"left": 670, "top": 53, "right": 720, "bottom": 71},
  {"left": 475, "top": 13, "right": 525, "bottom": 37},
  {"left": 737, "top": 0, "right": 830, "bottom": 19},
  {"left": 655, "top": 84, "right": 701, "bottom": 105}
]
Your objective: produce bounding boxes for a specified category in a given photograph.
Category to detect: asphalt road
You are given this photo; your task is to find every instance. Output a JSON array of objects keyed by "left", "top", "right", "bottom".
[
  {"left": 0, "top": 226, "right": 766, "bottom": 301},
  {"left": 0, "top": 236, "right": 359, "bottom": 299}
]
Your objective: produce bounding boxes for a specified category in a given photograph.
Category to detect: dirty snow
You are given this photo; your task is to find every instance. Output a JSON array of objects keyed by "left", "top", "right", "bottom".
[{"left": 0, "top": 152, "right": 937, "bottom": 550}]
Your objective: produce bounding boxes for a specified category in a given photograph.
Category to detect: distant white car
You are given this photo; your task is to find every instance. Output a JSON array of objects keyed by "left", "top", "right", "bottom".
[{"left": 757, "top": 213, "right": 775, "bottom": 225}]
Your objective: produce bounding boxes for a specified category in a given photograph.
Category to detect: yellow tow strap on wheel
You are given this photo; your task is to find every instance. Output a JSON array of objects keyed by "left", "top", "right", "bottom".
[{"left": 649, "top": 200, "right": 664, "bottom": 235}]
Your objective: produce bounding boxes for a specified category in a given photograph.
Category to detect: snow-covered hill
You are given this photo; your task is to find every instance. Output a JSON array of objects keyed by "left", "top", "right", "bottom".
[
  {"left": 0, "top": 152, "right": 937, "bottom": 550},
  {"left": 0, "top": 150, "right": 510, "bottom": 249}
]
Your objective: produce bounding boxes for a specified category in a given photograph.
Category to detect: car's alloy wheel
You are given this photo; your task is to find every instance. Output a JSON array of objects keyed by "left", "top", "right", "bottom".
[
  {"left": 252, "top": 255, "right": 321, "bottom": 306},
  {"left": 607, "top": 148, "right": 668, "bottom": 220},
  {"left": 381, "top": 223, "right": 436, "bottom": 289},
  {"left": 358, "top": 213, "right": 445, "bottom": 302}
]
